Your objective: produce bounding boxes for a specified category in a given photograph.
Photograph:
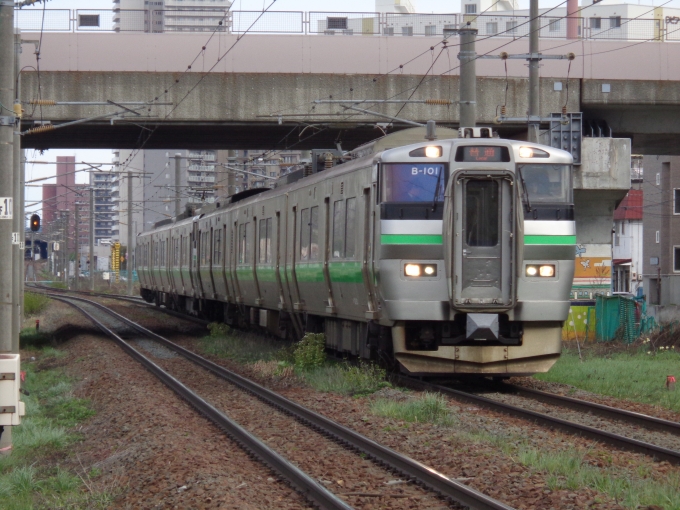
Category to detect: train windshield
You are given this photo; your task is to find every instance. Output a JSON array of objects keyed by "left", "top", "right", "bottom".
[
  {"left": 381, "top": 163, "right": 447, "bottom": 203},
  {"left": 517, "top": 164, "right": 573, "bottom": 205}
]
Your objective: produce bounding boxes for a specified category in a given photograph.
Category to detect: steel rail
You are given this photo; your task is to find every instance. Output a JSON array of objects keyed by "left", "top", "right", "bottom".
[
  {"left": 503, "top": 383, "right": 680, "bottom": 436},
  {"left": 52, "top": 295, "right": 353, "bottom": 510},
  {"left": 26, "top": 283, "right": 209, "bottom": 326},
  {"left": 49, "top": 292, "right": 515, "bottom": 510},
  {"left": 397, "top": 376, "right": 680, "bottom": 466}
]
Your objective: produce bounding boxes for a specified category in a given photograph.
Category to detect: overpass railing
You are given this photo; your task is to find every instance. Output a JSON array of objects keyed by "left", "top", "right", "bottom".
[{"left": 13, "top": 9, "right": 680, "bottom": 42}]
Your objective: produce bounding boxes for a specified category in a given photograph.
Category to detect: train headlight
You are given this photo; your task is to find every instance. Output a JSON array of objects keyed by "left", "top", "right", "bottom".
[
  {"left": 405, "top": 264, "right": 421, "bottom": 277},
  {"left": 425, "top": 146, "right": 442, "bottom": 158},
  {"left": 519, "top": 146, "right": 550, "bottom": 158},
  {"left": 404, "top": 263, "right": 438, "bottom": 277},
  {"left": 525, "top": 264, "right": 556, "bottom": 277},
  {"left": 539, "top": 265, "right": 555, "bottom": 277}
]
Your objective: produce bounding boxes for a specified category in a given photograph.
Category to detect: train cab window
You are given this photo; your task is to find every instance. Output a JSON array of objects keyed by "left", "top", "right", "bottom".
[
  {"left": 259, "top": 218, "right": 272, "bottom": 264},
  {"left": 213, "top": 229, "right": 222, "bottom": 265},
  {"left": 518, "top": 164, "right": 573, "bottom": 205},
  {"left": 300, "top": 207, "right": 319, "bottom": 261},
  {"left": 238, "top": 223, "right": 251, "bottom": 264},
  {"left": 465, "top": 180, "right": 499, "bottom": 247},
  {"left": 381, "top": 163, "right": 446, "bottom": 203}
]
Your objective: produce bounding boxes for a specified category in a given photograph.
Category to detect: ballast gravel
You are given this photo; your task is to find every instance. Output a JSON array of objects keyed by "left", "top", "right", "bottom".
[{"left": 28, "top": 298, "right": 680, "bottom": 509}]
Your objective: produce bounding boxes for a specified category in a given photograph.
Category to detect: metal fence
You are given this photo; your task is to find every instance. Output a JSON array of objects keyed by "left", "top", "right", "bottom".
[{"left": 12, "top": 9, "right": 680, "bottom": 42}]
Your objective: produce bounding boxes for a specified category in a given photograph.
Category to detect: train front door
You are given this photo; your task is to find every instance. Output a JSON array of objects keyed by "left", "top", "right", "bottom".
[{"left": 449, "top": 171, "right": 515, "bottom": 308}]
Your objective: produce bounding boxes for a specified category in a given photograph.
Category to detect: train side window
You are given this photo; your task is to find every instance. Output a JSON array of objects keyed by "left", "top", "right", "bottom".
[
  {"left": 239, "top": 223, "right": 251, "bottom": 264},
  {"left": 266, "top": 218, "right": 272, "bottom": 263},
  {"left": 174, "top": 239, "right": 179, "bottom": 266},
  {"left": 155, "top": 242, "right": 159, "bottom": 265},
  {"left": 346, "top": 198, "right": 357, "bottom": 258},
  {"left": 310, "top": 206, "right": 319, "bottom": 261},
  {"left": 259, "top": 219, "right": 267, "bottom": 264},
  {"left": 245, "top": 222, "right": 252, "bottom": 264},
  {"left": 214, "top": 229, "right": 222, "bottom": 265},
  {"left": 300, "top": 208, "right": 310, "bottom": 261},
  {"left": 333, "top": 200, "right": 345, "bottom": 258}
]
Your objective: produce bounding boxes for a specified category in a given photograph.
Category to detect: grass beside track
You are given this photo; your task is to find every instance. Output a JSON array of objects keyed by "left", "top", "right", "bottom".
[
  {"left": 24, "top": 292, "right": 50, "bottom": 317},
  {"left": 0, "top": 348, "right": 118, "bottom": 509},
  {"left": 534, "top": 348, "right": 680, "bottom": 412}
]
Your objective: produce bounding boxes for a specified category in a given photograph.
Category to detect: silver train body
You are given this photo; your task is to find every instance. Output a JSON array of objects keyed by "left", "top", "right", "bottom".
[{"left": 137, "top": 130, "right": 575, "bottom": 376}]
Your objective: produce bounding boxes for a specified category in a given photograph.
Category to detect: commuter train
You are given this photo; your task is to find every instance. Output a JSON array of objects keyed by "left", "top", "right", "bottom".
[{"left": 137, "top": 126, "right": 575, "bottom": 376}]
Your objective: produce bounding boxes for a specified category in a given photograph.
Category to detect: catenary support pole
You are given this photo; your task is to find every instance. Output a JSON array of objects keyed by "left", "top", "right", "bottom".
[
  {"left": 175, "top": 154, "right": 181, "bottom": 218},
  {"left": 12, "top": 29, "right": 21, "bottom": 353},
  {"left": 458, "top": 27, "right": 477, "bottom": 129},
  {"left": 528, "top": 0, "right": 541, "bottom": 143},
  {"left": 0, "top": 0, "right": 15, "bottom": 454},
  {"left": 0, "top": 2, "right": 15, "bottom": 343},
  {"left": 89, "top": 188, "right": 94, "bottom": 291},
  {"left": 127, "top": 171, "right": 133, "bottom": 296},
  {"left": 74, "top": 200, "right": 79, "bottom": 291}
]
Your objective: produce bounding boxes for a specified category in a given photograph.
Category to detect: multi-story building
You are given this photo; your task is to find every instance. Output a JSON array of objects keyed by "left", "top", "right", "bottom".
[
  {"left": 642, "top": 156, "right": 680, "bottom": 305},
  {"left": 113, "top": 0, "right": 232, "bottom": 33},
  {"left": 92, "top": 171, "right": 116, "bottom": 244},
  {"left": 41, "top": 156, "right": 89, "bottom": 257},
  {"left": 111, "top": 150, "right": 145, "bottom": 250},
  {"left": 612, "top": 189, "right": 643, "bottom": 295}
]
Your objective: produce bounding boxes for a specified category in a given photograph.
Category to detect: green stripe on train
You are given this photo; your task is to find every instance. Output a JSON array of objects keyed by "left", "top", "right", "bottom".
[
  {"left": 524, "top": 235, "right": 576, "bottom": 245},
  {"left": 381, "top": 234, "right": 443, "bottom": 245}
]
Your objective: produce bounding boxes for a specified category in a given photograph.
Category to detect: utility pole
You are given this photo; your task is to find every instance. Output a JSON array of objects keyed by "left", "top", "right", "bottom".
[
  {"left": 63, "top": 211, "right": 69, "bottom": 286},
  {"left": 12, "top": 28, "right": 21, "bottom": 353},
  {"left": 0, "top": 1, "right": 16, "bottom": 362},
  {"left": 74, "top": 201, "right": 79, "bottom": 291},
  {"left": 89, "top": 188, "right": 94, "bottom": 291},
  {"left": 528, "top": 0, "right": 541, "bottom": 143},
  {"left": 458, "top": 27, "right": 477, "bottom": 128},
  {"left": 174, "top": 154, "right": 181, "bottom": 218},
  {"left": 127, "top": 171, "right": 133, "bottom": 296}
]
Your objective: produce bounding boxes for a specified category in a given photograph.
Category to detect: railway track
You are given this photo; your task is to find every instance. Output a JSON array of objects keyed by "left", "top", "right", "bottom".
[
  {"left": 26, "top": 283, "right": 209, "bottom": 326},
  {"left": 49, "top": 292, "right": 514, "bottom": 510},
  {"left": 397, "top": 376, "right": 680, "bottom": 466}
]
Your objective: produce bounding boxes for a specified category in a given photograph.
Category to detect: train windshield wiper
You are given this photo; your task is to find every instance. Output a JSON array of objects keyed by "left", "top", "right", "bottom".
[
  {"left": 431, "top": 168, "right": 443, "bottom": 212},
  {"left": 517, "top": 167, "right": 532, "bottom": 213}
]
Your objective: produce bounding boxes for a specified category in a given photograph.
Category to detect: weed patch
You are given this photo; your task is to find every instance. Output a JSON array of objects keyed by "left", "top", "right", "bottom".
[
  {"left": 19, "top": 328, "right": 50, "bottom": 349},
  {"left": 24, "top": 292, "right": 50, "bottom": 317},
  {"left": 304, "top": 362, "right": 389, "bottom": 396},
  {"left": 201, "top": 324, "right": 284, "bottom": 363},
  {"left": 371, "top": 392, "right": 456, "bottom": 425}
]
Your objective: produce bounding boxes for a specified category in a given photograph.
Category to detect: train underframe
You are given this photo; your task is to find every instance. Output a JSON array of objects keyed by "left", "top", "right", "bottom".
[{"left": 141, "top": 289, "right": 562, "bottom": 377}]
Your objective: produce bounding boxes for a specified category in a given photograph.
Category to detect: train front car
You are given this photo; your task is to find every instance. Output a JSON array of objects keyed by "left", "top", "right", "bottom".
[{"left": 376, "top": 135, "right": 574, "bottom": 376}]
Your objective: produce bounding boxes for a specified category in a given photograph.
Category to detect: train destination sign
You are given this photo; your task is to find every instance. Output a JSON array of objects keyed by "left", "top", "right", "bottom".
[{"left": 456, "top": 146, "right": 510, "bottom": 163}]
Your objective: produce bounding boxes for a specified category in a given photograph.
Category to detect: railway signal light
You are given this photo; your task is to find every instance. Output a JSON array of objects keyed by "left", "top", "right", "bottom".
[{"left": 30, "top": 214, "right": 40, "bottom": 232}]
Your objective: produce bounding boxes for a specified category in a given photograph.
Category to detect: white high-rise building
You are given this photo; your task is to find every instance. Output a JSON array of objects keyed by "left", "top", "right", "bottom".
[
  {"left": 113, "top": 0, "right": 232, "bottom": 33},
  {"left": 376, "top": 0, "right": 417, "bottom": 14}
]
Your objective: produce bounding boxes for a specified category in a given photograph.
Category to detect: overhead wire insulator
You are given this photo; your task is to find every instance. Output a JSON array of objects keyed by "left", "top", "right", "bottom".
[
  {"left": 499, "top": 52, "right": 509, "bottom": 60},
  {"left": 562, "top": 105, "right": 567, "bottom": 115},
  {"left": 501, "top": 105, "right": 507, "bottom": 116},
  {"left": 567, "top": 53, "right": 576, "bottom": 61},
  {"left": 24, "top": 124, "right": 55, "bottom": 135},
  {"left": 13, "top": 102, "right": 22, "bottom": 119},
  {"left": 28, "top": 99, "right": 57, "bottom": 106},
  {"left": 425, "top": 99, "right": 452, "bottom": 105}
]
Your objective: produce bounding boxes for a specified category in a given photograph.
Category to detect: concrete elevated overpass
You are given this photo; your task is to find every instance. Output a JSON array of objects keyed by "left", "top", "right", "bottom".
[{"left": 17, "top": 32, "right": 680, "bottom": 153}]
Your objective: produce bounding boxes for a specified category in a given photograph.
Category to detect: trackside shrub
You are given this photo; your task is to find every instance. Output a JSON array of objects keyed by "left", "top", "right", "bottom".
[
  {"left": 293, "top": 333, "right": 326, "bottom": 371},
  {"left": 208, "top": 322, "right": 231, "bottom": 337}
]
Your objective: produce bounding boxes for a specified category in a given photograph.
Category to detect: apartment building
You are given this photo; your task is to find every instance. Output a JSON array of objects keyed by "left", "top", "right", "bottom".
[{"left": 642, "top": 156, "right": 680, "bottom": 305}]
